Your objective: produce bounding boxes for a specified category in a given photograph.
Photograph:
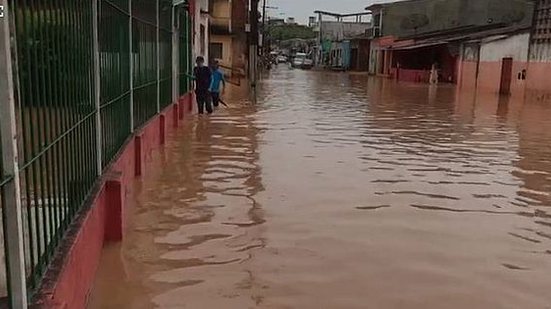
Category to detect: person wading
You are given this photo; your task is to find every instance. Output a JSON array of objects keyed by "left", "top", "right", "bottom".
[
  {"left": 209, "top": 60, "right": 226, "bottom": 108},
  {"left": 193, "top": 56, "right": 213, "bottom": 114}
]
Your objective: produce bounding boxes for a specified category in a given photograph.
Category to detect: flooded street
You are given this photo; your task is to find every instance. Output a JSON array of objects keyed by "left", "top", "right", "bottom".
[{"left": 90, "top": 68, "right": 551, "bottom": 309}]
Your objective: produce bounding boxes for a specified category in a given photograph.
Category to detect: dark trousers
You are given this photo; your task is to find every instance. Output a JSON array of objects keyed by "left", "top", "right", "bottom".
[
  {"left": 211, "top": 92, "right": 220, "bottom": 108},
  {"left": 196, "top": 93, "right": 212, "bottom": 114}
]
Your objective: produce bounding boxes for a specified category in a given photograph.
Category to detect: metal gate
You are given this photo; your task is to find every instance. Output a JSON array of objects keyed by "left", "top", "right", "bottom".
[{"left": 0, "top": 0, "right": 193, "bottom": 307}]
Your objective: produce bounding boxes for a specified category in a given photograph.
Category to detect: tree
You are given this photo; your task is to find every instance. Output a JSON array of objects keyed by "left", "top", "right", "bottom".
[{"left": 268, "top": 24, "right": 317, "bottom": 41}]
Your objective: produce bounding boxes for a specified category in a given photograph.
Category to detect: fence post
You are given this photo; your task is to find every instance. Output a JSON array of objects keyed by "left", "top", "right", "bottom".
[
  {"left": 0, "top": 2, "right": 29, "bottom": 308},
  {"left": 156, "top": 0, "right": 160, "bottom": 113},
  {"left": 172, "top": 5, "right": 178, "bottom": 104},
  {"left": 129, "top": 0, "right": 134, "bottom": 131},
  {"left": 92, "top": 0, "right": 102, "bottom": 175},
  {"left": 188, "top": 10, "right": 192, "bottom": 93}
]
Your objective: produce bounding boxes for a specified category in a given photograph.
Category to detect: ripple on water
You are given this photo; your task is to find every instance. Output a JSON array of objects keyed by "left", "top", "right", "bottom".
[{"left": 91, "top": 68, "right": 551, "bottom": 309}]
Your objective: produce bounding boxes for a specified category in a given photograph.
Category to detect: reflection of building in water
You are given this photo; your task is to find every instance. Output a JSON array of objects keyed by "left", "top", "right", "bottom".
[
  {"left": 90, "top": 94, "right": 264, "bottom": 308},
  {"left": 514, "top": 96, "right": 551, "bottom": 206}
]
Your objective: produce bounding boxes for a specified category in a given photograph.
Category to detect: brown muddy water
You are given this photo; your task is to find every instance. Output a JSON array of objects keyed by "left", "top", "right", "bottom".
[{"left": 89, "top": 68, "right": 551, "bottom": 309}]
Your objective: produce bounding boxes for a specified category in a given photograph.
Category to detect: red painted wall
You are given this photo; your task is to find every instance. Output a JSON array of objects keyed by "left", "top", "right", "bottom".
[
  {"left": 477, "top": 60, "right": 527, "bottom": 96},
  {"left": 32, "top": 94, "right": 194, "bottom": 309},
  {"left": 459, "top": 61, "right": 478, "bottom": 90},
  {"left": 526, "top": 62, "right": 551, "bottom": 93},
  {"left": 397, "top": 69, "right": 431, "bottom": 83}
]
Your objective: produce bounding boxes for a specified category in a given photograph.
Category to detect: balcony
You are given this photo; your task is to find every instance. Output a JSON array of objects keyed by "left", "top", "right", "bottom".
[{"left": 210, "top": 0, "right": 232, "bottom": 35}]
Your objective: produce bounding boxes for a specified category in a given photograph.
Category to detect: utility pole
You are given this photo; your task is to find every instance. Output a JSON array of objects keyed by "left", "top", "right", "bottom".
[
  {"left": 0, "top": 1, "right": 28, "bottom": 307},
  {"left": 261, "top": 0, "right": 266, "bottom": 57},
  {"left": 249, "top": 0, "right": 259, "bottom": 91}
]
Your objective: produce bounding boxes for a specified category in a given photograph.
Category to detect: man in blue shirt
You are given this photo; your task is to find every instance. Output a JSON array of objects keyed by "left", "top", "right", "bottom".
[{"left": 209, "top": 60, "right": 226, "bottom": 108}]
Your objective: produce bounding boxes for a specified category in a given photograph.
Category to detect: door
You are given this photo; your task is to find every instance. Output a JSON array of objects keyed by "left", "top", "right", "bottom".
[
  {"left": 499, "top": 57, "right": 513, "bottom": 95},
  {"left": 350, "top": 48, "right": 358, "bottom": 70}
]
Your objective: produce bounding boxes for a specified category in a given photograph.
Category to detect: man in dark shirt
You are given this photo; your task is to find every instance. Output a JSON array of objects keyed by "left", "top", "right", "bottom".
[{"left": 193, "top": 56, "right": 213, "bottom": 114}]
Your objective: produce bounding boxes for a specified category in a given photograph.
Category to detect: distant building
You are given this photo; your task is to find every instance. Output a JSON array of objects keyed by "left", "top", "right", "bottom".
[
  {"left": 208, "top": 0, "right": 248, "bottom": 80},
  {"left": 286, "top": 17, "right": 297, "bottom": 25},
  {"left": 308, "top": 16, "right": 317, "bottom": 28},
  {"left": 314, "top": 11, "right": 372, "bottom": 71},
  {"left": 268, "top": 18, "right": 285, "bottom": 26},
  {"left": 365, "top": 0, "right": 534, "bottom": 96}
]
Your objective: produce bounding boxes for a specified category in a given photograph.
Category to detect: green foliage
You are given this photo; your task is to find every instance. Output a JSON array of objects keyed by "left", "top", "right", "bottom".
[
  {"left": 268, "top": 24, "right": 317, "bottom": 41},
  {"left": 16, "top": 9, "right": 90, "bottom": 108}
]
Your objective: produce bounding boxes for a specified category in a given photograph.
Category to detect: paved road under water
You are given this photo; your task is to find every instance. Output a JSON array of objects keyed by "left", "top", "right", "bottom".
[{"left": 90, "top": 68, "right": 551, "bottom": 309}]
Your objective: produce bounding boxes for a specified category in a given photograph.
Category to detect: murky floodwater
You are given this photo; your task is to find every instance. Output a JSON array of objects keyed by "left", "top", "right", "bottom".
[{"left": 89, "top": 68, "right": 551, "bottom": 309}]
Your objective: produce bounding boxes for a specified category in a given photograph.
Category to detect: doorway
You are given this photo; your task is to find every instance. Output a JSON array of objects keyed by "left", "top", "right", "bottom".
[
  {"left": 350, "top": 48, "right": 359, "bottom": 70},
  {"left": 499, "top": 57, "right": 513, "bottom": 95}
]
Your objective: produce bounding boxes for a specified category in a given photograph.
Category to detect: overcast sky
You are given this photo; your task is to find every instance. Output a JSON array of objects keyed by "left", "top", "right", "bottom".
[{"left": 265, "top": 0, "right": 395, "bottom": 24}]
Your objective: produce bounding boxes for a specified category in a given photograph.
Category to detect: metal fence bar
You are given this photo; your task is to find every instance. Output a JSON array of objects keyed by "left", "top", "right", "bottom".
[
  {"left": 129, "top": 0, "right": 134, "bottom": 131},
  {"left": 0, "top": 1, "right": 28, "bottom": 307},
  {"left": 159, "top": 0, "right": 173, "bottom": 110},
  {"left": 132, "top": 0, "right": 158, "bottom": 129},
  {"left": 99, "top": 0, "right": 132, "bottom": 167},
  {"left": 93, "top": 0, "right": 102, "bottom": 174},
  {"left": 172, "top": 5, "right": 178, "bottom": 104},
  {"left": 156, "top": 0, "right": 160, "bottom": 113},
  {"left": 178, "top": 7, "right": 191, "bottom": 96}
]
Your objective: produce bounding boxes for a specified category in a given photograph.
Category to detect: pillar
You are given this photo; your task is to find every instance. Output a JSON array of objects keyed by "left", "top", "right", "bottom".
[
  {"left": 93, "top": 0, "right": 102, "bottom": 174},
  {"left": 0, "top": 2, "right": 28, "bottom": 307}
]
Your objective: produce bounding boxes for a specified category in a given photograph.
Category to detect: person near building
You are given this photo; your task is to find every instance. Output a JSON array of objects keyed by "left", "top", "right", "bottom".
[
  {"left": 193, "top": 56, "right": 213, "bottom": 114},
  {"left": 429, "top": 62, "right": 439, "bottom": 85},
  {"left": 209, "top": 60, "right": 226, "bottom": 108}
]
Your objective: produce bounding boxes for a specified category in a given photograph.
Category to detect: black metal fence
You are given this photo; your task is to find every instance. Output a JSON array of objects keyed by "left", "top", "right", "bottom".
[
  {"left": 0, "top": 0, "right": 193, "bottom": 307},
  {"left": 12, "top": 0, "right": 98, "bottom": 293}
]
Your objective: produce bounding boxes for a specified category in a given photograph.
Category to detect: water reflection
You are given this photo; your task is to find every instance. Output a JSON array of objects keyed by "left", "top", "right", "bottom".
[
  {"left": 90, "top": 86, "right": 265, "bottom": 308},
  {"left": 92, "top": 68, "right": 551, "bottom": 308}
]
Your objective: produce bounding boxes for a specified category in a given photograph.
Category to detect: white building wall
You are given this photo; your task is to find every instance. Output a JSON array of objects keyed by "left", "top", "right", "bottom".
[
  {"left": 192, "top": 0, "right": 209, "bottom": 61},
  {"left": 368, "top": 41, "right": 380, "bottom": 74},
  {"left": 320, "top": 21, "right": 371, "bottom": 41},
  {"left": 479, "top": 32, "right": 530, "bottom": 62}
]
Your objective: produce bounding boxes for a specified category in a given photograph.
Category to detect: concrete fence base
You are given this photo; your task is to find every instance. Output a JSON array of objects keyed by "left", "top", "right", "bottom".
[{"left": 31, "top": 93, "right": 194, "bottom": 309}]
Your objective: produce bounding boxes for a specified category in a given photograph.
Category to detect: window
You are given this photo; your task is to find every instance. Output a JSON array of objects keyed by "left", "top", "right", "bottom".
[{"left": 210, "top": 42, "right": 223, "bottom": 61}]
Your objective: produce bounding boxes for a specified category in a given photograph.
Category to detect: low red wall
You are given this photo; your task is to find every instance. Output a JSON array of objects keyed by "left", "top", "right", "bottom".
[
  {"left": 396, "top": 69, "right": 431, "bottom": 83},
  {"left": 32, "top": 93, "right": 194, "bottom": 309},
  {"left": 526, "top": 61, "right": 551, "bottom": 94},
  {"left": 459, "top": 61, "right": 478, "bottom": 90},
  {"left": 477, "top": 60, "right": 527, "bottom": 96}
]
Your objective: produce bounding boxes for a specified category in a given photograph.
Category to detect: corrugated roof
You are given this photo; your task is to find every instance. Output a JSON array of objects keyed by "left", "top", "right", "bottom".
[{"left": 387, "top": 24, "right": 530, "bottom": 50}]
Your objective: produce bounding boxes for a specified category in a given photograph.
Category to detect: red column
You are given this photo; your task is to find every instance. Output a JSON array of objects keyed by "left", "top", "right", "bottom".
[
  {"left": 134, "top": 134, "right": 143, "bottom": 177},
  {"left": 105, "top": 173, "right": 124, "bottom": 242}
]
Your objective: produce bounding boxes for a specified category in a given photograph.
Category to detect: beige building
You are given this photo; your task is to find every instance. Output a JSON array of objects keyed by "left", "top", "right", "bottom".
[{"left": 209, "top": 0, "right": 248, "bottom": 79}]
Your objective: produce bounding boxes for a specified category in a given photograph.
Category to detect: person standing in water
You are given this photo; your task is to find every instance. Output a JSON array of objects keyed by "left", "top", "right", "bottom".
[
  {"left": 209, "top": 60, "right": 226, "bottom": 108},
  {"left": 193, "top": 56, "right": 213, "bottom": 114},
  {"left": 429, "top": 62, "right": 439, "bottom": 85}
]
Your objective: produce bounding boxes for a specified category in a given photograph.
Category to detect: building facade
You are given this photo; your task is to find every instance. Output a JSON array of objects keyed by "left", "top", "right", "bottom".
[
  {"left": 366, "top": 0, "right": 535, "bottom": 96},
  {"left": 189, "top": 0, "right": 210, "bottom": 61},
  {"left": 526, "top": 0, "right": 551, "bottom": 95},
  {"left": 209, "top": 0, "right": 248, "bottom": 80},
  {"left": 459, "top": 31, "right": 531, "bottom": 96},
  {"left": 314, "top": 11, "right": 371, "bottom": 70}
]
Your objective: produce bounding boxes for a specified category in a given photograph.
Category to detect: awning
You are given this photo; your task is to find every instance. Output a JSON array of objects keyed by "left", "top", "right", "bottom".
[{"left": 391, "top": 41, "right": 447, "bottom": 50}]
